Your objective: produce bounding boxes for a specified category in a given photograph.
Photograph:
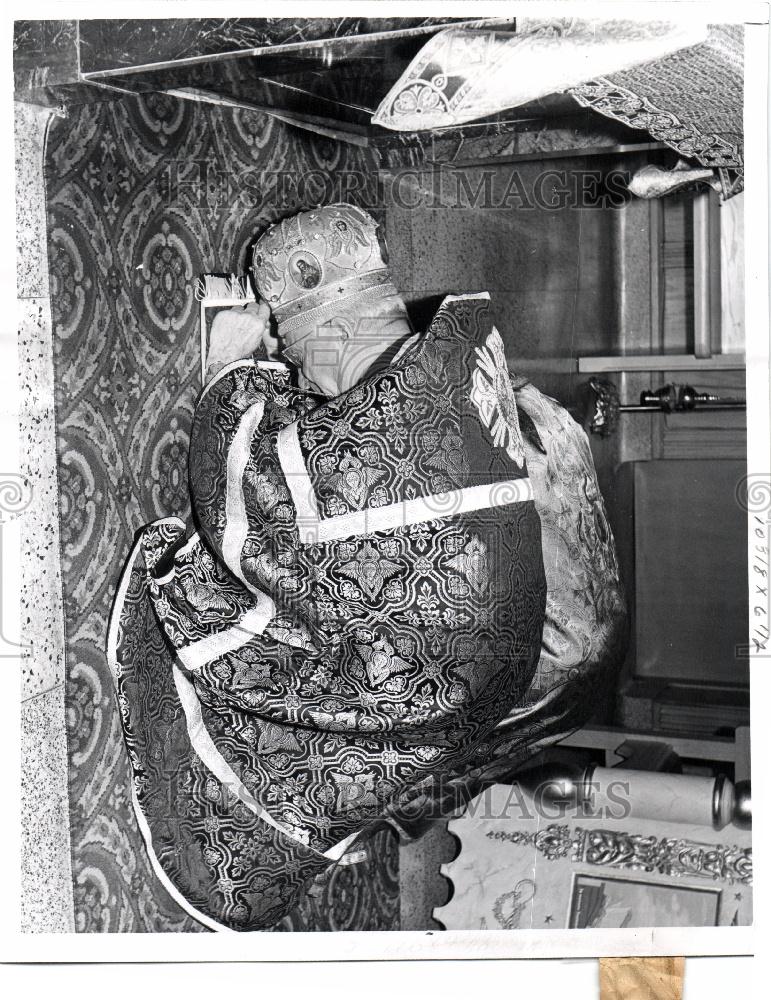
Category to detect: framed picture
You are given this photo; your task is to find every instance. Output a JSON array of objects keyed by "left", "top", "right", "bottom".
[{"left": 568, "top": 874, "right": 722, "bottom": 929}]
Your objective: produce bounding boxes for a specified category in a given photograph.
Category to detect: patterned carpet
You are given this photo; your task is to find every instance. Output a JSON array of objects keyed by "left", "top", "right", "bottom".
[{"left": 45, "top": 92, "right": 399, "bottom": 931}]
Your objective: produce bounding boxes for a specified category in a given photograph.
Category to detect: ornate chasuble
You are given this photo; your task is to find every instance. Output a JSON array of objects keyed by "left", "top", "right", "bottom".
[
  {"left": 108, "top": 292, "right": 622, "bottom": 931},
  {"left": 383, "top": 382, "right": 629, "bottom": 831}
]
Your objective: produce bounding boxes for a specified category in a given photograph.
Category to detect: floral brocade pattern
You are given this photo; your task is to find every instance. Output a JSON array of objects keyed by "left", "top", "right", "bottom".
[
  {"left": 45, "top": 92, "right": 397, "bottom": 931},
  {"left": 188, "top": 296, "right": 546, "bottom": 746},
  {"left": 383, "top": 381, "right": 629, "bottom": 834},
  {"left": 512, "top": 384, "right": 627, "bottom": 702},
  {"left": 109, "top": 296, "right": 547, "bottom": 927}
]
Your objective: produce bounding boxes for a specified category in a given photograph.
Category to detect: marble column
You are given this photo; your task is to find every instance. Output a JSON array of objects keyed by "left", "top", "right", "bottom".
[
  {"left": 720, "top": 192, "right": 745, "bottom": 354},
  {"left": 15, "top": 100, "right": 75, "bottom": 932}
]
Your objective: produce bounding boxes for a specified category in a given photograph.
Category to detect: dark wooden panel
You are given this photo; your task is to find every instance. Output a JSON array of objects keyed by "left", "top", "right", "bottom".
[
  {"left": 633, "top": 459, "right": 749, "bottom": 685},
  {"left": 384, "top": 155, "right": 630, "bottom": 408}
]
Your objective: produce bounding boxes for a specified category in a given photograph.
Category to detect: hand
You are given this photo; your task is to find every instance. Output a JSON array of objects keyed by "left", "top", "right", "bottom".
[{"left": 206, "top": 300, "right": 272, "bottom": 372}]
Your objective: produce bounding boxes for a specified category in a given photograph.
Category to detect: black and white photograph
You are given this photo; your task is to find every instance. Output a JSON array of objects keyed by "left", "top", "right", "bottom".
[{"left": 1, "top": 1, "right": 768, "bottom": 991}]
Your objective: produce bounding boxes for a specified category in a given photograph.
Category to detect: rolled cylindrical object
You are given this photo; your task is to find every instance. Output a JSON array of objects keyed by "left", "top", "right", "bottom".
[{"left": 586, "top": 767, "right": 737, "bottom": 830}]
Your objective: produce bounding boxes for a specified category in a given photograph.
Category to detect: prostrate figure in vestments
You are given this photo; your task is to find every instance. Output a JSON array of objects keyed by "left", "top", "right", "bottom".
[{"left": 108, "top": 204, "right": 626, "bottom": 931}]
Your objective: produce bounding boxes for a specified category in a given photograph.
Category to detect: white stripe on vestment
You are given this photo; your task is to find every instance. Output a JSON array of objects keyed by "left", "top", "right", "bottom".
[
  {"left": 128, "top": 741, "right": 354, "bottom": 931},
  {"left": 145, "top": 530, "right": 277, "bottom": 670},
  {"left": 173, "top": 663, "right": 360, "bottom": 862},
  {"left": 172, "top": 663, "right": 306, "bottom": 840},
  {"left": 442, "top": 290, "right": 490, "bottom": 303},
  {"left": 276, "top": 420, "right": 323, "bottom": 530},
  {"left": 107, "top": 527, "right": 233, "bottom": 932},
  {"left": 222, "top": 398, "right": 270, "bottom": 593},
  {"left": 173, "top": 531, "right": 202, "bottom": 559},
  {"left": 309, "top": 479, "right": 534, "bottom": 543},
  {"left": 200, "top": 357, "right": 293, "bottom": 401},
  {"left": 128, "top": 782, "right": 233, "bottom": 932},
  {"left": 108, "top": 523, "right": 361, "bottom": 923},
  {"left": 175, "top": 605, "right": 276, "bottom": 672},
  {"left": 273, "top": 425, "right": 534, "bottom": 544}
]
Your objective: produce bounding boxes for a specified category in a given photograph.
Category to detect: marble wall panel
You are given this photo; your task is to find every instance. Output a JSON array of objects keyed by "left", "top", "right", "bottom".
[
  {"left": 43, "top": 90, "right": 398, "bottom": 932},
  {"left": 21, "top": 685, "right": 75, "bottom": 932},
  {"left": 78, "top": 17, "right": 473, "bottom": 74},
  {"left": 16, "top": 100, "right": 75, "bottom": 932}
]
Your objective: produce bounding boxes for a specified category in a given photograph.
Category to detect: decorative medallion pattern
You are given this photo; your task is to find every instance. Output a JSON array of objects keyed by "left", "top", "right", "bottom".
[
  {"left": 45, "top": 92, "right": 388, "bottom": 931},
  {"left": 110, "top": 297, "right": 547, "bottom": 929}
]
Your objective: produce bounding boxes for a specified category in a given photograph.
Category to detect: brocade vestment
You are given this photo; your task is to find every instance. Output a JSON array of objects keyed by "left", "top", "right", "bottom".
[{"left": 108, "top": 292, "right": 625, "bottom": 930}]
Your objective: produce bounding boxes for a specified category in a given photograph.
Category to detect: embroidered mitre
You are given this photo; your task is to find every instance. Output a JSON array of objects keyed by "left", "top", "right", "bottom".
[{"left": 251, "top": 204, "right": 397, "bottom": 345}]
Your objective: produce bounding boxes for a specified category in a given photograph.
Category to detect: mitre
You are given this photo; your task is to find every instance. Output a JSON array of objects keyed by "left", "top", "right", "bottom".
[{"left": 251, "top": 204, "right": 398, "bottom": 347}]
